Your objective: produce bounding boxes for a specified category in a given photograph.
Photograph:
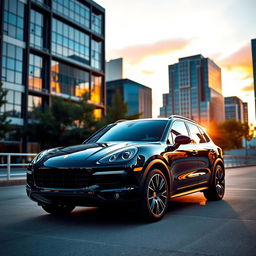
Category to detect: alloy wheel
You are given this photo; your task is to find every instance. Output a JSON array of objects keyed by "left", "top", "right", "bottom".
[
  {"left": 215, "top": 165, "right": 225, "bottom": 197},
  {"left": 147, "top": 173, "right": 168, "bottom": 217}
]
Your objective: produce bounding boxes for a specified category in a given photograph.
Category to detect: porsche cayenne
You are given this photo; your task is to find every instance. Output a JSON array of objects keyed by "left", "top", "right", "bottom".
[{"left": 26, "top": 115, "right": 225, "bottom": 221}]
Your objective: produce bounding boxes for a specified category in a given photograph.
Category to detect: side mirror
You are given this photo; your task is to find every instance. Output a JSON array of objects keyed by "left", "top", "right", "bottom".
[
  {"left": 174, "top": 135, "right": 191, "bottom": 145},
  {"left": 166, "top": 135, "right": 191, "bottom": 151}
]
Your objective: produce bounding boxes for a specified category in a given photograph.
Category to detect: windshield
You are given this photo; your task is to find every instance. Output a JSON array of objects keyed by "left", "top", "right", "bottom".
[{"left": 96, "top": 120, "right": 168, "bottom": 143}]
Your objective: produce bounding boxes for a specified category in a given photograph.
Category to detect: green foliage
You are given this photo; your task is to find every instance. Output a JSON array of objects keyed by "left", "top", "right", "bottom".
[
  {"left": 24, "top": 91, "right": 142, "bottom": 150},
  {"left": 0, "top": 83, "right": 13, "bottom": 140},
  {"left": 24, "top": 94, "right": 96, "bottom": 149}
]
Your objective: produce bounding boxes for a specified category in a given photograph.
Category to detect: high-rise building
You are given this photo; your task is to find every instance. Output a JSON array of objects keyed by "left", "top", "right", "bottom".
[
  {"left": 224, "top": 96, "right": 248, "bottom": 123},
  {"left": 106, "top": 58, "right": 123, "bottom": 82},
  {"left": 106, "top": 58, "right": 152, "bottom": 118},
  {"left": 243, "top": 102, "right": 249, "bottom": 123},
  {"left": 252, "top": 39, "right": 256, "bottom": 119},
  {"left": 159, "top": 54, "right": 224, "bottom": 127},
  {"left": 107, "top": 79, "right": 152, "bottom": 118},
  {"left": 0, "top": 0, "right": 105, "bottom": 152}
]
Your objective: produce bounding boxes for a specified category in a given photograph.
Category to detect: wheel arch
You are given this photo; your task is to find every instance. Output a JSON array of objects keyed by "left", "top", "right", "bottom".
[
  {"left": 211, "top": 158, "right": 225, "bottom": 182},
  {"left": 141, "top": 158, "right": 172, "bottom": 194}
]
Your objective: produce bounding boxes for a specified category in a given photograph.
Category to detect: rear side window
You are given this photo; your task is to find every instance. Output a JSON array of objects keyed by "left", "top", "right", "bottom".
[
  {"left": 198, "top": 127, "right": 211, "bottom": 143},
  {"left": 169, "top": 121, "right": 188, "bottom": 144},
  {"left": 186, "top": 122, "right": 205, "bottom": 144}
]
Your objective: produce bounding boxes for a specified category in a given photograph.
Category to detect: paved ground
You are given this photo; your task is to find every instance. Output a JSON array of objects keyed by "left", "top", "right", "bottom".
[{"left": 0, "top": 166, "right": 256, "bottom": 256}]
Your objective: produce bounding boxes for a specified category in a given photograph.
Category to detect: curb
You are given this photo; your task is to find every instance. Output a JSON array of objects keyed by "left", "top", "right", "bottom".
[{"left": 225, "top": 164, "right": 256, "bottom": 169}]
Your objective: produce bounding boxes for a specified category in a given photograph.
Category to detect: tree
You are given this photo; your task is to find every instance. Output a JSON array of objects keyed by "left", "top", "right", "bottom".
[
  {"left": 104, "top": 91, "right": 141, "bottom": 124},
  {"left": 208, "top": 119, "right": 250, "bottom": 150},
  {"left": 0, "top": 82, "right": 13, "bottom": 140},
  {"left": 24, "top": 94, "right": 96, "bottom": 149}
]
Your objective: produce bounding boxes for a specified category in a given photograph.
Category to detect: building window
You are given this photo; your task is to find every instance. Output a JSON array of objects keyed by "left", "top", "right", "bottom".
[
  {"left": 179, "top": 61, "right": 190, "bottom": 88},
  {"left": 30, "top": 10, "right": 44, "bottom": 49},
  {"left": 3, "top": 0, "right": 24, "bottom": 41},
  {"left": 51, "top": 60, "right": 89, "bottom": 97},
  {"left": 52, "top": 19, "right": 90, "bottom": 65},
  {"left": 93, "top": 109, "right": 102, "bottom": 120},
  {"left": 31, "top": 0, "right": 48, "bottom": 7},
  {"left": 1, "top": 42, "right": 23, "bottom": 84},
  {"left": 28, "top": 95, "right": 42, "bottom": 118},
  {"left": 29, "top": 54, "right": 43, "bottom": 92},
  {"left": 92, "top": 12, "right": 102, "bottom": 35},
  {"left": 0, "top": 90, "right": 22, "bottom": 118},
  {"left": 91, "top": 40, "right": 102, "bottom": 70},
  {"left": 91, "top": 75, "right": 102, "bottom": 104},
  {"left": 52, "top": 0, "right": 90, "bottom": 29}
]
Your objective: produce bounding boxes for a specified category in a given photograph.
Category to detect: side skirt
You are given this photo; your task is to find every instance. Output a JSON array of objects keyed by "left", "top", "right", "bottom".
[{"left": 170, "top": 186, "right": 209, "bottom": 199}]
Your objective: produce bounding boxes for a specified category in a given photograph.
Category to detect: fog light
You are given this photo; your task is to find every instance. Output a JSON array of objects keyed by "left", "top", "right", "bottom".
[{"left": 114, "top": 193, "right": 120, "bottom": 200}]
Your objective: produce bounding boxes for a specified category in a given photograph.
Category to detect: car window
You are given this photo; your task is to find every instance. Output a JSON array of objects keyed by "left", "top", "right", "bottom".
[
  {"left": 198, "top": 127, "right": 210, "bottom": 143},
  {"left": 97, "top": 120, "right": 168, "bottom": 142},
  {"left": 168, "top": 121, "right": 188, "bottom": 144},
  {"left": 186, "top": 122, "right": 204, "bottom": 144}
]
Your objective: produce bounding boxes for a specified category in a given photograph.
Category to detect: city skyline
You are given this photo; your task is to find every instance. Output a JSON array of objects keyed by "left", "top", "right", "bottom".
[{"left": 97, "top": 0, "right": 256, "bottom": 124}]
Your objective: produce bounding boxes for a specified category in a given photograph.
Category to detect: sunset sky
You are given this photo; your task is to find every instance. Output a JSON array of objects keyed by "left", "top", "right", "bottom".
[{"left": 96, "top": 0, "right": 256, "bottom": 124}]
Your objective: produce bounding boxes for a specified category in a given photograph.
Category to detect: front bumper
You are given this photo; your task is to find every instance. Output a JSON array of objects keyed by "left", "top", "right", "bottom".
[
  {"left": 26, "top": 166, "right": 142, "bottom": 206},
  {"left": 26, "top": 184, "right": 138, "bottom": 206}
]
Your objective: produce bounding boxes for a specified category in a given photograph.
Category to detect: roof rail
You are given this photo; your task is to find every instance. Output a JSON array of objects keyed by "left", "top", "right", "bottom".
[
  {"left": 168, "top": 115, "right": 196, "bottom": 123},
  {"left": 114, "top": 119, "right": 127, "bottom": 124}
]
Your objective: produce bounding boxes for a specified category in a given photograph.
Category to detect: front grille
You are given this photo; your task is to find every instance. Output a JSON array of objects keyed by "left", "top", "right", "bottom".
[{"left": 34, "top": 169, "right": 91, "bottom": 188}]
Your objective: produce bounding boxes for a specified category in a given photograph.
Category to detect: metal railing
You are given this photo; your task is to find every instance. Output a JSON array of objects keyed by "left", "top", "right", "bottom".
[
  {"left": 0, "top": 153, "right": 255, "bottom": 181},
  {"left": 223, "top": 155, "right": 256, "bottom": 168},
  {"left": 0, "top": 153, "right": 37, "bottom": 180}
]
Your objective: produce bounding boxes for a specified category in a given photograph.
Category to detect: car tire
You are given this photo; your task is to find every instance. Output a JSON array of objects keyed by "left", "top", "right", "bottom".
[
  {"left": 204, "top": 164, "right": 225, "bottom": 201},
  {"left": 138, "top": 169, "right": 169, "bottom": 221},
  {"left": 42, "top": 204, "right": 75, "bottom": 215}
]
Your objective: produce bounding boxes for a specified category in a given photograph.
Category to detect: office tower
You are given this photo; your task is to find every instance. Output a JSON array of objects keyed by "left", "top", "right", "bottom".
[
  {"left": 0, "top": 0, "right": 105, "bottom": 152},
  {"left": 160, "top": 54, "right": 224, "bottom": 127},
  {"left": 225, "top": 96, "right": 246, "bottom": 122},
  {"left": 107, "top": 79, "right": 152, "bottom": 119}
]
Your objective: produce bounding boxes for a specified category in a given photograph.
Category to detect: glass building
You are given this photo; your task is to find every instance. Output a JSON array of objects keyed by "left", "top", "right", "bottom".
[
  {"left": 0, "top": 0, "right": 105, "bottom": 152},
  {"left": 159, "top": 54, "right": 224, "bottom": 127},
  {"left": 252, "top": 39, "right": 256, "bottom": 119},
  {"left": 225, "top": 96, "right": 248, "bottom": 123},
  {"left": 107, "top": 79, "right": 152, "bottom": 119}
]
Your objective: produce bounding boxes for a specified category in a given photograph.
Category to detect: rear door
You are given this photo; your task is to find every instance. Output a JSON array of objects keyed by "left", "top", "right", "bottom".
[{"left": 185, "top": 122, "right": 211, "bottom": 185}]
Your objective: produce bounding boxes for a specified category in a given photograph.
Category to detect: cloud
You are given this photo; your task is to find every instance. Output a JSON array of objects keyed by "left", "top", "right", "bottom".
[
  {"left": 219, "top": 43, "right": 252, "bottom": 69},
  {"left": 113, "top": 38, "right": 191, "bottom": 63},
  {"left": 142, "top": 70, "right": 155, "bottom": 75},
  {"left": 241, "top": 83, "right": 254, "bottom": 92}
]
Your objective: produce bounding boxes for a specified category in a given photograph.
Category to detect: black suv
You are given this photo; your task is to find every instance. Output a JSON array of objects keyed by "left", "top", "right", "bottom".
[{"left": 26, "top": 115, "right": 225, "bottom": 221}]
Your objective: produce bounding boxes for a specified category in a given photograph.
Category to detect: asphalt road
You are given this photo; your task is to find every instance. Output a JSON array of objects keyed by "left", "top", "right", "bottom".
[{"left": 0, "top": 166, "right": 256, "bottom": 256}]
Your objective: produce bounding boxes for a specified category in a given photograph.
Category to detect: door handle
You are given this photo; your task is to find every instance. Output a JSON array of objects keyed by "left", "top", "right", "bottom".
[{"left": 192, "top": 150, "right": 198, "bottom": 155}]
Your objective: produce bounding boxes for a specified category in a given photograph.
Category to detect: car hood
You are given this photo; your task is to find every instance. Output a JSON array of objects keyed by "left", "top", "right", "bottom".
[{"left": 40, "top": 142, "right": 141, "bottom": 168}]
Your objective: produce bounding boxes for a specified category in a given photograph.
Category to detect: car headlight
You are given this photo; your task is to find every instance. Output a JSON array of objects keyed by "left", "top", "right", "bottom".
[
  {"left": 98, "top": 147, "right": 138, "bottom": 164},
  {"left": 32, "top": 150, "right": 48, "bottom": 164}
]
